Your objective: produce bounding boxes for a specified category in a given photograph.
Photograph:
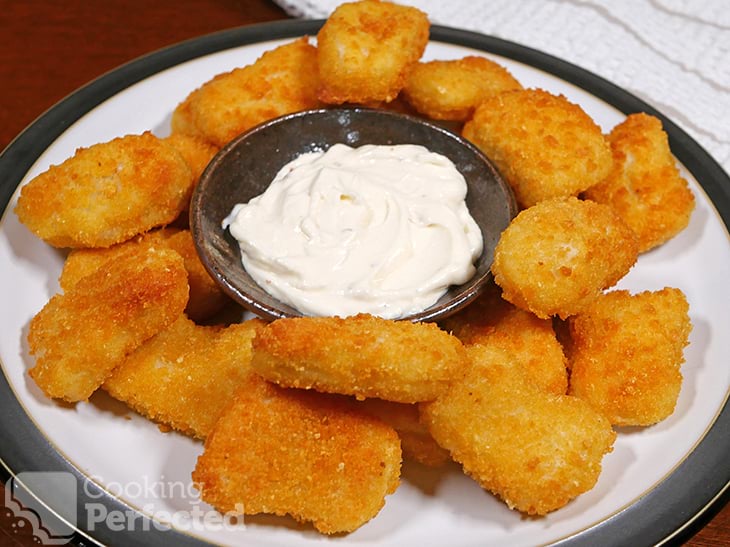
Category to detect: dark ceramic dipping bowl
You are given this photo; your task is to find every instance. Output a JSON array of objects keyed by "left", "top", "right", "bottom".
[{"left": 190, "top": 107, "right": 517, "bottom": 322}]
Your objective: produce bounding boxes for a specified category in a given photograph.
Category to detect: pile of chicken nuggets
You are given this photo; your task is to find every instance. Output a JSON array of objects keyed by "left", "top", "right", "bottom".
[{"left": 15, "top": 0, "right": 696, "bottom": 536}]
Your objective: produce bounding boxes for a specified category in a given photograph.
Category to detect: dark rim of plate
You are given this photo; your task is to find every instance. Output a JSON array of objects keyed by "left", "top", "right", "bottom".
[{"left": 0, "top": 19, "right": 728, "bottom": 547}]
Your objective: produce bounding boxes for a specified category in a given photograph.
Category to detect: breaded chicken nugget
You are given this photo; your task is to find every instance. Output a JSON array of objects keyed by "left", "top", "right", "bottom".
[
  {"left": 403, "top": 56, "right": 523, "bottom": 121},
  {"left": 568, "top": 288, "right": 691, "bottom": 426},
  {"left": 440, "top": 283, "right": 567, "bottom": 395},
  {"left": 162, "top": 133, "right": 219, "bottom": 185},
  {"left": 162, "top": 230, "right": 231, "bottom": 322},
  {"left": 357, "top": 398, "right": 449, "bottom": 467},
  {"left": 193, "top": 376, "right": 401, "bottom": 534},
  {"left": 462, "top": 89, "right": 612, "bottom": 208},
  {"left": 28, "top": 248, "right": 188, "bottom": 402},
  {"left": 251, "top": 314, "right": 466, "bottom": 403},
  {"left": 59, "top": 229, "right": 229, "bottom": 323},
  {"left": 104, "top": 316, "right": 263, "bottom": 438},
  {"left": 170, "top": 88, "right": 204, "bottom": 139},
  {"left": 584, "top": 113, "right": 695, "bottom": 253},
  {"left": 15, "top": 132, "right": 194, "bottom": 248},
  {"left": 317, "top": 0, "right": 429, "bottom": 104},
  {"left": 492, "top": 197, "right": 638, "bottom": 319},
  {"left": 421, "top": 344, "right": 615, "bottom": 515},
  {"left": 58, "top": 231, "right": 175, "bottom": 290},
  {"left": 172, "top": 38, "right": 320, "bottom": 147}
]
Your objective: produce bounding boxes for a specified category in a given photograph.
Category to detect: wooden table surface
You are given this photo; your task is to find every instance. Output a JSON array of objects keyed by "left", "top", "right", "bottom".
[{"left": 1, "top": 1, "right": 728, "bottom": 545}]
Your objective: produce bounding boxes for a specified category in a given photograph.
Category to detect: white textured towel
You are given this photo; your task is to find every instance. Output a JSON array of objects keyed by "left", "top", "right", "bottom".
[{"left": 274, "top": 0, "right": 730, "bottom": 175}]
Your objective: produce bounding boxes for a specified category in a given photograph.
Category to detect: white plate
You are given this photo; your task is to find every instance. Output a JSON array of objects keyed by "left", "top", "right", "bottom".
[{"left": 1, "top": 21, "right": 729, "bottom": 547}]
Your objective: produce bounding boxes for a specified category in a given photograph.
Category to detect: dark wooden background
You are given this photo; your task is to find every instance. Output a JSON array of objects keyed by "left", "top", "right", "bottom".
[{"left": 1, "top": 1, "right": 727, "bottom": 545}]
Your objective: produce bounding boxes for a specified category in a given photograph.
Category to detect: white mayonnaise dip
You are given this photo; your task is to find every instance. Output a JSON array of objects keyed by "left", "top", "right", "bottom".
[{"left": 223, "top": 143, "right": 483, "bottom": 319}]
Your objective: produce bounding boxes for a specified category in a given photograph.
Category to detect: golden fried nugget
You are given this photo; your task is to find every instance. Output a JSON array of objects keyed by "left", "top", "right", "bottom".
[
  {"left": 357, "top": 398, "right": 449, "bottom": 466},
  {"left": 173, "top": 38, "right": 320, "bottom": 147},
  {"left": 441, "top": 283, "right": 567, "bottom": 395},
  {"left": 15, "top": 132, "right": 194, "bottom": 248},
  {"left": 193, "top": 377, "right": 401, "bottom": 534},
  {"left": 162, "top": 133, "right": 219, "bottom": 184},
  {"left": 462, "top": 89, "right": 612, "bottom": 208},
  {"left": 421, "top": 344, "right": 616, "bottom": 515},
  {"left": 568, "top": 288, "right": 691, "bottom": 426},
  {"left": 58, "top": 231, "right": 172, "bottom": 290},
  {"left": 492, "top": 197, "right": 639, "bottom": 319},
  {"left": 162, "top": 230, "right": 231, "bottom": 321},
  {"left": 584, "top": 113, "right": 695, "bottom": 253},
  {"left": 170, "top": 88, "right": 205, "bottom": 139},
  {"left": 28, "top": 248, "right": 189, "bottom": 402},
  {"left": 403, "top": 56, "right": 523, "bottom": 121},
  {"left": 59, "top": 229, "right": 229, "bottom": 323},
  {"left": 251, "top": 314, "right": 467, "bottom": 403},
  {"left": 316, "top": 0, "right": 429, "bottom": 104},
  {"left": 104, "top": 316, "right": 263, "bottom": 439}
]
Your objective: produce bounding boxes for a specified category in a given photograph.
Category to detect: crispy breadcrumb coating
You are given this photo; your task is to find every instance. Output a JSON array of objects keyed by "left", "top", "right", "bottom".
[
  {"left": 59, "top": 229, "right": 229, "bottom": 323},
  {"left": 192, "top": 377, "right": 401, "bottom": 534},
  {"left": 172, "top": 38, "right": 320, "bottom": 147},
  {"left": 441, "top": 283, "right": 567, "bottom": 395},
  {"left": 421, "top": 344, "right": 615, "bottom": 515},
  {"left": 104, "top": 316, "right": 264, "bottom": 439},
  {"left": 462, "top": 89, "right": 612, "bottom": 208},
  {"left": 403, "top": 56, "right": 522, "bottom": 121},
  {"left": 14, "top": 132, "right": 195, "bottom": 248},
  {"left": 357, "top": 398, "right": 449, "bottom": 466},
  {"left": 251, "top": 314, "right": 467, "bottom": 403},
  {"left": 316, "top": 0, "right": 429, "bottom": 104},
  {"left": 568, "top": 288, "right": 691, "bottom": 426},
  {"left": 161, "top": 230, "right": 231, "bottom": 322},
  {"left": 492, "top": 197, "right": 639, "bottom": 319},
  {"left": 162, "top": 133, "right": 219, "bottom": 185},
  {"left": 28, "top": 248, "right": 189, "bottom": 402},
  {"left": 170, "top": 88, "right": 204, "bottom": 140},
  {"left": 584, "top": 113, "right": 695, "bottom": 253}
]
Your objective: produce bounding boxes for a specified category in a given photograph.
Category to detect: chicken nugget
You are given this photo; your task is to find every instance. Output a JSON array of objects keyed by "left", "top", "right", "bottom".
[
  {"left": 15, "top": 132, "right": 194, "bottom": 248},
  {"left": 441, "top": 283, "right": 567, "bottom": 395},
  {"left": 317, "top": 0, "right": 429, "bottom": 104},
  {"left": 162, "top": 133, "right": 219, "bottom": 185},
  {"left": 421, "top": 344, "right": 615, "bottom": 515},
  {"left": 568, "top": 288, "right": 691, "bottom": 426},
  {"left": 463, "top": 89, "right": 612, "bottom": 208},
  {"left": 59, "top": 229, "right": 229, "bottom": 323},
  {"left": 192, "top": 376, "right": 401, "bottom": 534},
  {"left": 492, "top": 197, "right": 638, "bottom": 319},
  {"left": 584, "top": 113, "right": 695, "bottom": 253},
  {"left": 58, "top": 230, "right": 174, "bottom": 290},
  {"left": 104, "top": 316, "right": 263, "bottom": 438},
  {"left": 28, "top": 248, "right": 188, "bottom": 402},
  {"left": 403, "top": 56, "right": 522, "bottom": 121},
  {"left": 173, "top": 38, "right": 320, "bottom": 148},
  {"left": 162, "top": 230, "right": 231, "bottom": 322},
  {"left": 357, "top": 398, "right": 449, "bottom": 467},
  {"left": 251, "top": 314, "right": 466, "bottom": 403},
  {"left": 170, "top": 88, "right": 205, "bottom": 140}
]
